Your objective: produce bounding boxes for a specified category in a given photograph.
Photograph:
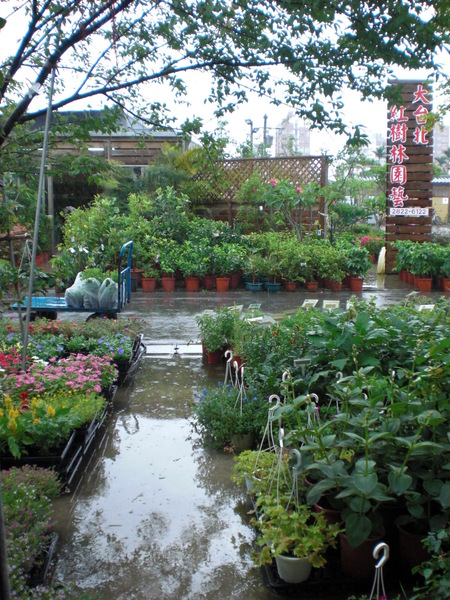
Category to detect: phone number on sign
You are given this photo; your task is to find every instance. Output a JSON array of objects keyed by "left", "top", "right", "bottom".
[{"left": 389, "top": 207, "right": 429, "bottom": 217}]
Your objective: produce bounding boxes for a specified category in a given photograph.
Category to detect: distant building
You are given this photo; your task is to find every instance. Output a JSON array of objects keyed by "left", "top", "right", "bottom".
[
  {"left": 434, "top": 124, "right": 449, "bottom": 161},
  {"left": 275, "top": 112, "right": 311, "bottom": 156}
]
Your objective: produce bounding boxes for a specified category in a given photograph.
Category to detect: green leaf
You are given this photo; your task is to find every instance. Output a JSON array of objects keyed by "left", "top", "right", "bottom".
[
  {"left": 439, "top": 482, "right": 450, "bottom": 509},
  {"left": 423, "top": 479, "right": 443, "bottom": 497},
  {"left": 306, "top": 479, "right": 336, "bottom": 505},
  {"left": 349, "top": 497, "right": 371, "bottom": 513},
  {"left": 388, "top": 470, "right": 413, "bottom": 494},
  {"left": 330, "top": 358, "right": 347, "bottom": 370},
  {"left": 345, "top": 513, "right": 372, "bottom": 548},
  {"left": 354, "top": 472, "right": 378, "bottom": 495}
]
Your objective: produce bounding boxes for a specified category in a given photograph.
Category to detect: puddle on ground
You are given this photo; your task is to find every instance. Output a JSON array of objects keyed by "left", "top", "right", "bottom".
[{"left": 53, "top": 357, "right": 279, "bottom": 600}]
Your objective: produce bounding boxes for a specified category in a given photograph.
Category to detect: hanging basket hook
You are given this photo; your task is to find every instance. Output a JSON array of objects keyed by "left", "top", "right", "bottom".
[
  {"left": 289, "top": 449, "right": 302, "bottom": 474},
  {"left": 373, "top": 542, "right": 389, "bottom": 569}
]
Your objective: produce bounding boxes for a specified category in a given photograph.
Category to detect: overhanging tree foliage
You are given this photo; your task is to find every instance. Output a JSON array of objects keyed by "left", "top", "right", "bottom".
[{"left": 0, "top": 0, "right": 448, "bottom": 170}]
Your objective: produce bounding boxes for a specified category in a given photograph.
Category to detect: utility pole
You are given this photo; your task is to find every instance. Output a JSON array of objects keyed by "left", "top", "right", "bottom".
[
  {"left": 263, "top": 114, "right": 268, "bottom": 156},
  {"left": 245, "top": 119, "right": 254, "bottom": 151}
]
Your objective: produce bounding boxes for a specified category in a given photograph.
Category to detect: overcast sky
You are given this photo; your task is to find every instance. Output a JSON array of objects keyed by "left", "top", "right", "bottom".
[{"left": 1, "top": 4, "right": 448, "bottom": 159}]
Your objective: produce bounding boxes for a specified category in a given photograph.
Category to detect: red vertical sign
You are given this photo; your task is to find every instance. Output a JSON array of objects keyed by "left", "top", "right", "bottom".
[{"left": 385, "top": 81, "right": 433, "bottom": 272}]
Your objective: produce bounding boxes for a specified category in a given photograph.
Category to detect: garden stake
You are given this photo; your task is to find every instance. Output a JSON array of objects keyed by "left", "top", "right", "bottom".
[{"left": 369, "top": 542, "right": 389, "bottom": 600}]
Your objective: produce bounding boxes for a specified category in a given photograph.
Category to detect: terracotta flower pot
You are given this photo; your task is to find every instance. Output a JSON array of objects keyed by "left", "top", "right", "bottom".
[
  {"left": 202, "top": 274, "right": 216, "bottom": 290},
  {"left": 305, "top": 281, "right": 318, "bottom": 292},
  {"left": 141, "top": 276, "right": 157, "bottom": 292},
  {"left": 349, "top": 276, "right": 364, "bottom": 292},
  {"left": 284, "top": 281, "right": 297, "bottom": 292},
  {"left": 443, "top": 278, "right": 450, "bottom": 292},
  {"left": 161, "top": 276, "right": 176, "bottom": 292},
  {"left": 207, "top": 349, "right": 222, "bottom": 364},
  {"left": 330, "top": 280, "right": 342, "bottom": 292},
  {"left": 417, "top": 277, "right": 432, "bottom": 292},
  {"left": 184, "top": 276, "right": 200, "bottom": 292},
  {"left": 228, "top": 273, "right": 241, "bottom": 289},
  {"left": 216, "top": 277, "right": 230, "bottom": 292}
]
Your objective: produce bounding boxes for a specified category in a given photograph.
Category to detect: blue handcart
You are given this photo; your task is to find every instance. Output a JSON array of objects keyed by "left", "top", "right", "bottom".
[{"left": 12, "top": 241, "right": 133, "bottom": 321}]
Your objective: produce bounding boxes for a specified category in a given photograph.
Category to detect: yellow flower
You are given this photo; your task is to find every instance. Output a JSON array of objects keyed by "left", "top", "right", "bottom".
[
  {"left": 47, "top": 405, "right": 55, "bottom": 417},
  {"left": 5, "top": 396, "right": 12, "bottom": 410},
  {"left": 8, "top": 418, "right": 17, "bottom": 433},
  {"left": 8, "top": 408, "right": 19, "bottom": 419},
  {"left": 31, "top": 399, "right": 39, "bottom": 409},
  {"left": 34, "top": 418, "right": 40, "bottom": 424},
  {"left": 0, "top": 408, "right": 3, "bottom": 418}
]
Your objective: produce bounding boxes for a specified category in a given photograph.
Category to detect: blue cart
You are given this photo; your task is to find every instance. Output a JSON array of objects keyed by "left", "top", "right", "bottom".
[{"left": 12, "top": 241, "right": 133, "bottom": 321}]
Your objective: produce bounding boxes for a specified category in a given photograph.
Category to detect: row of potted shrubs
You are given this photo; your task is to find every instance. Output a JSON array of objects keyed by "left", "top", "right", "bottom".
[
  {"left": 393, "top": 240, "right": 450, "bottom": 292},
  {"left": 131, "top": 232, "right": 383, "bottom": 292}
]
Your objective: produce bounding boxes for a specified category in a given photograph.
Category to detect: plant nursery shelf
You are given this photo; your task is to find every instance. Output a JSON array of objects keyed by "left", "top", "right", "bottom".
[{"left": 115, "top": 334, "right": 146, "bottom": 384}]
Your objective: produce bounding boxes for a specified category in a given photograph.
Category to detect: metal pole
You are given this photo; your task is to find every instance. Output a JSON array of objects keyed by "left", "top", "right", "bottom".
[
  {"left": 263, "top": 114, "right": 267, "bottom": 156},
  {"left": 22, "top": 67, "right": 56, "bottom": 370},
  {"left": 245, "top": 119, "right": 253, "bottom": 151}
]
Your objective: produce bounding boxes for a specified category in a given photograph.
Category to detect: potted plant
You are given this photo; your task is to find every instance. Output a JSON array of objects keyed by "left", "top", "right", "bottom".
[
  {"left": 252, "top": 493, "right": 341, "bottom": 583},
  {"left": 141, "top": 266, "right": 160, "bottom": 292},
  {"left": 195, "top": 307, "right": 234, "bottom": 363},
  {"left": 244, "top": 251, "right": 266, "bottom": 291},
  {"left": 194, "top": 383, "right": 266, "bottom": 449},
  {"left": 278, "top": 237, "right": 306, "bottom": 291},
  {"left": 358, "top": 235, "right": 384, "bottom": 263},
  {"left": 409, "top": 242, "right": 440, "bottom": 291},
  {"left": 261, "top": 253, "right": 282, "bottom": 291},
  {"left": 176, "top": 241, "right": 208, "bottom": 292},
  {"left": 157, "top": 239, "right": 178, "bottom": 292},
  {"left": 226, "top": 244, "right": 247, "bottom": 288},
  {"left": 344, "top": 245, "right": 372, "bottom": 292},
  {"left": 438, "top": 251, "right": 450, "bottom": 292},
  {"left": 211, "top": 244, "right": 234, "bottom": 291}
]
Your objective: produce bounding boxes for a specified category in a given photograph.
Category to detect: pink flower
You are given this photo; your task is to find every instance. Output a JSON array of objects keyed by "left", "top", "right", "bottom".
[
  {"left": 296, "top": 186, "right": 303, "bottom": 194},
  {"left": 269, "top": 178, "right": 277, "bottom": 187}
]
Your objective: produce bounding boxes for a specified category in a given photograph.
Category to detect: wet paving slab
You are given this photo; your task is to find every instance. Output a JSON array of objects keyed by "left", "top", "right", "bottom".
[
  {"left": 52, "top": 357, "right": 280, "bottom": 599},
  {"left": 30, "top": 273, "right": 447, "bottom": 598}
]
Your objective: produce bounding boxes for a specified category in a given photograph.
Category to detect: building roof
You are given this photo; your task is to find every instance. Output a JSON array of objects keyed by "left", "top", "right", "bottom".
[
  {"left": 432, "top": 177, "right": 450, "bottom": 185},
  {"left": 31, "top": 109, "right": 182, "bottom": 138}
]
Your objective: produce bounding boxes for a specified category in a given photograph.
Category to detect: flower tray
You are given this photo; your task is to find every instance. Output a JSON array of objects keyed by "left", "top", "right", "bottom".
[
  {"left": 27, "top": 532, "right": 58, "bottom": 588},
  {"left": 0, "top": 401, "right": 114, "bottom": 487},
  {"left": 114, "top": 334, "right": 146, "bottom": 384}
]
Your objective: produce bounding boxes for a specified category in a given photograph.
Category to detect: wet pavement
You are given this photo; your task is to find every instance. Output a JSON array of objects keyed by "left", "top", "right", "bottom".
[{"left": 43, "top": 272, "right": 445, "bottom": 599}]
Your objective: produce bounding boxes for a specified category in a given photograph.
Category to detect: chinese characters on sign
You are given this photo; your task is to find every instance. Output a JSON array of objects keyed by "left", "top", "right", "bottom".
[{"left": 387, "top": 83, "right": 433, "bottom": 217}]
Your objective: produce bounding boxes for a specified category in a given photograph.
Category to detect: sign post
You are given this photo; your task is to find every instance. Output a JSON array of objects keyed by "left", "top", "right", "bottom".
[{"left": 385, "top": 81, "right": 433, "bottom": 273}]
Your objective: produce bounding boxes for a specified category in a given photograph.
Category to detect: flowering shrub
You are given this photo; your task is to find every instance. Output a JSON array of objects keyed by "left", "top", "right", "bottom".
[
  {"left": 193, "top": 382, "right": 268, "bottom": 448},
  {"left": 66, "top": 333, "right": 135, "bottom": 361},
  {"left": 356, "top": 235, "right": 384, "bottom": 256},
  {"left": 2, "top": 466, "right": 60, "bottom": 594},
  {"left": 0, "top": 390, "right": 106, "bottom": 457},
  {"left": 0, "top": 348, "right": 24, "bottom": 373},
  {"left": 2, "top": 353, "right": 118, "bottom": 398}
]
